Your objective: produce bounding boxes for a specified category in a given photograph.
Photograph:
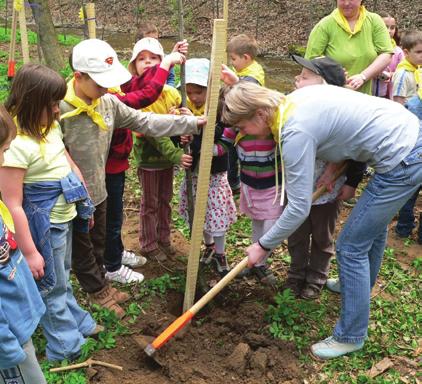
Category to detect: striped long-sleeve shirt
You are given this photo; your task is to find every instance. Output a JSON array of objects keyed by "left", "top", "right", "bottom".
[{"left": 218, "top": 127, "right": 281, "bottom": 190}]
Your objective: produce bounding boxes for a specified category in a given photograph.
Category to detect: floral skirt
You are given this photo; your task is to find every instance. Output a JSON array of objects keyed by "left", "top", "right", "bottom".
[{"left": 179, "top": 171, "right": 237, "bottom": 234}]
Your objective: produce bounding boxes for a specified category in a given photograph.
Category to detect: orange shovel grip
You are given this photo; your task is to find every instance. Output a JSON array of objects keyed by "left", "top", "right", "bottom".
[{"left": 151, "top": 309, "right": 194, "bottom": 350}]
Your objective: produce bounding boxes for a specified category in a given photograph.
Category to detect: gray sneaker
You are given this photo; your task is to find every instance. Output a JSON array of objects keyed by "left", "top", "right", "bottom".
[{"left": 326, "top": 278, "right": 341, "bottom": 293}]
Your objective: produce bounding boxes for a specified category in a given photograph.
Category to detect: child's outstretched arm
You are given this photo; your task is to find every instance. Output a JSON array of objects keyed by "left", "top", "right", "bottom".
[{"left": 0, "top": 168, "right": 45, "bottom": 280}]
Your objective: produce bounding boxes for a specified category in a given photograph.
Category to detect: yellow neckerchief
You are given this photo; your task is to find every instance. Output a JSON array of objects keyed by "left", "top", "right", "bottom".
[
  {"left": 391, "top": 38, "right": 397, "bottom": 48},
  {"left": 13, "top": 117, "right": 54, "bottom": 162},
  {"left": 235, "top": 60, "right": 265, "bottom": 86},
  {"left": 187, "top": 98, "right": 205, "bottom": 117},
  {"left": 61, "top": 78, "right": 108, "bottom": 130},
  {"left": 271, "top": 98, "right": 296, "bottom": 206},
  {"left": 0, "top": 200, "right": 15, "bottom": 233},
  {"left": 108, "top": 86, "right": 125, "bottom": 96},
  {"left": 396, "top": 58, "right": 422, "bottom": 99},
  {"left": 332, "top": 5, "right": 367, "bottom": 36}
]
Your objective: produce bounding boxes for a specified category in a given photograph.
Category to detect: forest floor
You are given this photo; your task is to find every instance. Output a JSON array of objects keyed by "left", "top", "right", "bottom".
[{"left": 42, "top": 169, "right": 421, "bottom": 384}]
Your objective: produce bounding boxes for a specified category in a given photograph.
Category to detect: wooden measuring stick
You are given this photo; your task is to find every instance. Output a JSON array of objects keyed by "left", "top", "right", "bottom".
[
  {"left": 8, "top": 9, "right": 18, "bottom": 78},
  {"left": 18, "top": 5, "right": 29, "bottom": 64},
  {"left": 183, "top": 19, "right": 227, "bottom": 311},
  {"left": 85, "top": 3, "right": 96, "bottom": 39}
]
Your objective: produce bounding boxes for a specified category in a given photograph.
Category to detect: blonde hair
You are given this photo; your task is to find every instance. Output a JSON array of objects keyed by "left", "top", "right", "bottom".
[
  {"left": 227, "top": 34, "right": 258, "bottom": 59},
  {"left": 222, "top": 82, "right": 284, "bottom": 126}
]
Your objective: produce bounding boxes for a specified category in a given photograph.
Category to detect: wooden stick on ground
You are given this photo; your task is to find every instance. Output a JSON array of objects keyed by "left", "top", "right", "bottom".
[
  {"left": 183, "top": 19, "right": 227, "bottom": 311},
  {"left": 49, "top": 358, "right": 123, "bottom": 373}
]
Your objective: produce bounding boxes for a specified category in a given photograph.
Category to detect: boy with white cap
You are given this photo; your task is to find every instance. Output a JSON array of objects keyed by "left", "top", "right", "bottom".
[
  {"left": 60, "top": 39, "right": 204, "bottom": 317},
  {"left": 129, "top": 37, "right": 193, "bottom": 262}
]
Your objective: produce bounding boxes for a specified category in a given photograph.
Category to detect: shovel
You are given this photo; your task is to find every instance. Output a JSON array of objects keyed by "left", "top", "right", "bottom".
[{"left": 141, "top": 161, "right": 348, "bottom": 359}]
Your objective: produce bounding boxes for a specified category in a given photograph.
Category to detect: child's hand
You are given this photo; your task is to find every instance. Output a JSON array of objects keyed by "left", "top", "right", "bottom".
[
  {"left": 197, "top": 116, "right": 207, "bottom": 128},
  {"left": 178, "top": 107, "right": 193, "bottom": 116},
  {"left": 336, "top": 185, "right": 356, "bottom": 201},
  {"left": 180, "top": 154, "right": 193, "bottom": 169},
  {"left": 180, "top": 135, "right": 193, "bottom": 145},
  {"left": 172, "top": 39, "right": 189, "bottom": 55},
  {"left": 169, "top": 106, "right": 180, "bottom": 115},
  {"left": 163, "top": 52, "right": 186, "bottom": 68},
  {"left": 26, "top": 250, "right": 45, "bottom": 280},
  {"left": 316, "top": 162, "right": 343, "bottom": 192},
  {"left": 221, "top": 64, "right": 239, "bottom": 86}
]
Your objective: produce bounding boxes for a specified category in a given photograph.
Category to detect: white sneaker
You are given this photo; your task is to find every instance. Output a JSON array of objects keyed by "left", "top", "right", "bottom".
[
  {"left": 326, "top": 278, "right": 341, "bottom": 293},
  {"left": 105, "top": 265, "right": 144, "bottom": 284},
  {"left": 311, "top": 336, "right": 364, "bottom": 360},
  {"left": 121, "top": 250, "right": 147, "bottom": 268}
]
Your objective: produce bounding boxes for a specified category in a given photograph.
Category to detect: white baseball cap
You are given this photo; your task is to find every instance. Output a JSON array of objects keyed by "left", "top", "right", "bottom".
[
  {"left": 128, "top": 38, "right": 165, "bottom": 75},
  {"left": 72, "top": 39, "right": 132, "bottom": 88},
  {"left": 185, "top": 58, "right": 210, "bottom": 87}
]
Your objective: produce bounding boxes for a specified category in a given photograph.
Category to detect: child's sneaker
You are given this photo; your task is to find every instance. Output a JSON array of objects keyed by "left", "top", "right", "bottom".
[
  {"left": 122, "top": 250, "right": 147, "bottom": 268},
  {"left": 88, "top": 286, "right": 125, "bottom": 319},
  {"left": 212, "top": 253, "right": 230, "bottom": 276},
  {"left": 311, "top": 336, "right": 364, "bottom": 360},
  {"left": 200, "top": 244, "right": 215, "bottom": 265},
  {"left": 105, "top": 265, "right": 144, "bottom": 284},
  {"left": 326, "top": 278, "right": 341, "bottom": 293},
  {"left": 301, "top": 283, "right": 323, "bottom": 300}
]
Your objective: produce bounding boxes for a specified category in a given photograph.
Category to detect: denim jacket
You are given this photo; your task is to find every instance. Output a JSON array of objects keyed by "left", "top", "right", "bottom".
[
  {"left": 23, "top": 172, "right": 95, "bottom": 294},
  {"left": 0, "top": 217, "right": 45, "bottom": 369}
]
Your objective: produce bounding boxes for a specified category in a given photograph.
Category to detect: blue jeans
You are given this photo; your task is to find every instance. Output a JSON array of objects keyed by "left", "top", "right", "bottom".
[
  {"left": 40, "top": 222, "right": 96, "bottom": 361},
  {"left": 333, "top": 126, "right": 422, "bottom": 344},
  {"left": 395, "top": 187, "right": 422, "bottom": 240},
  {"left": 104, "top": 172, "right": 125, "bottom": 272}
]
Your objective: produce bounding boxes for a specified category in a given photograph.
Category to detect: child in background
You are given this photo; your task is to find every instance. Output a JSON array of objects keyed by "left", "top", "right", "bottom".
[
  {"left": 373, "top": 12, "right": 404, "bottom": 99},
  {"left": 227, "top": 34, "right": 265, "bottom": 86},
  {"left": 287, "top": 55, "right": 364, "bottom": 299},
  {"left": 392, "top": 30, "right": 422, "bottom": 242},
  {"left": 136, "top": 22, "right": 176, "bottom": 87},
  {"left": 129, "top": 37, "right": 192, "bottom": 262},
  {"left": 393, "top": 30, "right": 422, "bottom": 105},
  {"left": 180, "top": 58, "right": 237, "bottom": 275},
  {"left": 104, "top": 39, "right": 187, "bottom": 284},
  {"left": 219, "top": 100, "right": 282, "bottom": 285},
  {"left": 0, "top": 64, "right": 100, "bottom": 361},
  {"left": 60, "top": 39, "right": 202, "bottom": 317},
  {"left": 226, "top": 34, "right": 265, "bottom": 195},
  {"left": 0, "top": 106, "right": 47, "bottom": 383},
  {"left": 395, "top": 92, "right": 422, "bottom": 244}
]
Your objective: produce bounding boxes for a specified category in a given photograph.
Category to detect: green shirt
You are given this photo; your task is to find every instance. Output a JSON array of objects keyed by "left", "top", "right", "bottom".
[{"left": 305, "top": 10, "right": 393, "bottom": 95}]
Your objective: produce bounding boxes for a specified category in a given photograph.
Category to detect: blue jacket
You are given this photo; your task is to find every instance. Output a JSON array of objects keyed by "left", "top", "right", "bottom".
[
  {"left": 23, "top": 172, "right": 95, "bottom": 294},
  {"left": 0, "top": 217, "right": 45, "bottom": 369},
  {"left": 406, "top": 96, "right": 422, "bottom": 121}
]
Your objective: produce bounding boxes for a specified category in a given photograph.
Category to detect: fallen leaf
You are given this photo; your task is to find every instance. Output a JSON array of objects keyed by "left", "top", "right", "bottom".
[{"left": 368, "top": 357, "right": 394, "bottom": 378}]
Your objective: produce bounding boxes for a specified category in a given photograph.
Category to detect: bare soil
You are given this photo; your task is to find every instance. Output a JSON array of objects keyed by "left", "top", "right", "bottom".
[{"left": 86, "top": 195, "right": 421, "bottom": 383}]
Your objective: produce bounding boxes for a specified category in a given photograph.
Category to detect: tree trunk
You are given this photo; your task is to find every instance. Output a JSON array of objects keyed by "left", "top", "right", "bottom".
[{"left": 28, "top": 0, "right": 64, "bottom": 72}]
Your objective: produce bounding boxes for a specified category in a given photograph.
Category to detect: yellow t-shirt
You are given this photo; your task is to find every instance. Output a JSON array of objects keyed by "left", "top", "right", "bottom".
[
  {"left": 3, "top": 124, "right": 77, "bottom": 223},
  {"left": 141, "top": 85, "right": 181, "bottom": 114}
]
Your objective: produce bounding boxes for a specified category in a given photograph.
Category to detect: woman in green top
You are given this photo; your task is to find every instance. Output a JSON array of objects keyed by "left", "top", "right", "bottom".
[{"left": 305, "top": 0, "right": 393, "bottom": 94}]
